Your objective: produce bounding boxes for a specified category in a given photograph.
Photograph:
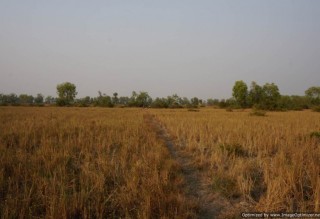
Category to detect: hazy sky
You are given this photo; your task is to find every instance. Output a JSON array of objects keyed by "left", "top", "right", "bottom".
[{"left": 1, "top": 0, "right": 320, "bottom": 99}]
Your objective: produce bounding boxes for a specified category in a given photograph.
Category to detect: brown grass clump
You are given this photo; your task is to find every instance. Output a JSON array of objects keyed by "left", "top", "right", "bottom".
[
  {"left": 250, "top": 109, "right": 267, "bottom": 116},
  {"left": 0, "top": 107, "right": 196, "bottom": 218},
  {"left": 152, "top": 108, "right": 320, "bottom": 214}
]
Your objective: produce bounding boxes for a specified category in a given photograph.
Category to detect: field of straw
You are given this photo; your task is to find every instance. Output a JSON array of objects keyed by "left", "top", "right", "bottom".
[
  {"left": 0, "top": 107, "right": 196, "bottom": 218},
  {"left": 152, "top": 108, "right": 320, "bottom": 215},
  {"left": 0, "top": 107, "right": 319, "bottom": 218}
]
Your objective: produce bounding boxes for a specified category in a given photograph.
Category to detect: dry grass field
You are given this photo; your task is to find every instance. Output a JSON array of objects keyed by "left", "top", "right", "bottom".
[
  {"left": 152, "top": 108, "right": 320, "bottom": 216},
  {"left": 0, "top": 107, "right": 320, "bottom": 218},
  {"left": 0, "top": 107, "right": 196, "bottom": 218}
]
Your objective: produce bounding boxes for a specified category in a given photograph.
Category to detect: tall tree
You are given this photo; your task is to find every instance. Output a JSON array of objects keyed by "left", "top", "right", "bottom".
[
  {"left": 19, "top": 94, "right": 34, "bottom": 105},
  {"left": 34, "top": 93, "right": 44, "bottom": 105},
  {"left": 136, "top": 92, "right": 152, "bottom": 107},
  {"left": 190, "top": 97, "right": 199, "bottom": 108},
  {"left": 232, "top": 80, "right": 248, "bottom": 108},
  {"left": 305, "top": 86, "right": 320, "bottom": 105},
  {"left": 112, "top": 92, "right": 119, "bottom": 105},
  {"left": 56, "top": 82, "right": 77, "bottom": 106},
  {"left": 248, "top": 81, "right": 263, "bottom": 106},
  {"left": 262, "top": 83, "right": 280, "bottom": 110}
]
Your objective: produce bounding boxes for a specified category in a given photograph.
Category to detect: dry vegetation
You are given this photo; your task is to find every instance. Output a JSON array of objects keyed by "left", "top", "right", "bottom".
[
  {"left": 152, "top": 108, "right": 320, "bottom": 216},
  {"left": 1, "top": 107, "right": 320, "bottom": 218},
  {"left": 0, "top": 107, "right": 196, "bottom": 218}
]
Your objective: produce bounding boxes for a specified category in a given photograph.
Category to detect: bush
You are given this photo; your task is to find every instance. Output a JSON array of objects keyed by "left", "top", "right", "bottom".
[{"left": 312, "top": 106, "right": 320, "bottom": 112}]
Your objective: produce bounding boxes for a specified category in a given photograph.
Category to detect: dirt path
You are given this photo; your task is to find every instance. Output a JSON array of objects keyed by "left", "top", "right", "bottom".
[{"left": 143, "top": 113, "right": 225, "bottom": 219}]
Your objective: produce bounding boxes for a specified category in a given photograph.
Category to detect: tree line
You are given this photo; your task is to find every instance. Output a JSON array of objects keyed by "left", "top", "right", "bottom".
[
  {"left": 0, "top": 81, "right": 319, "bottom": 110},
  {"left": 231, "top": 80, "right": 320, "bottom": 110}
]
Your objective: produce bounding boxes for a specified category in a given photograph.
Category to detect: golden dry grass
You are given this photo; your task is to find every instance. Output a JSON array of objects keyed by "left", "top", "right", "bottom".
[
  {"left": 1, "top": 107, "right": 320, "bottom": 218},
  {"left": 152, "top": 108, "right": 320, "bottom": 215},
  {"left": 0, "top": 107, "right": 196, "bottom": 218}
]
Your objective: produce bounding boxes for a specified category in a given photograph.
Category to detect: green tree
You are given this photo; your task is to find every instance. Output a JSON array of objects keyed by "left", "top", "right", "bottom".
[
  {"left": 261, "top": 83, "right": 280, "bottom": 110},
  {"left": 45, "top": 96, "right": 55, "bottom": 104},
  {"left": 77, "top": 96, "right": 91, "bottom": 107},
  {"left": 95, "top": 91, "right": 113, "bottom": 107},
  {"left": 56, "top": 82, "right": 77, "bottom": 106},
  {"left": 112, "top": 92, "right": 119, "bottom": 105},
  {"left": 34, "top": 93, "right": 44, "bottom": 105},
  {"left": 305, "top": 86, "right": 320, "bottom": 105},
  {"left": 190, "top": 97, "right": 199, "bottom": 108},
  {"left": 206, "top": 98, "right": 219, "bottom": 106},
  {"left": 232, "top": 80, "right": 248, "bottom": 108},
  {"left": 128, "top": 91, "right": 138, "bottom": 107},
  {"left": 248, "top": 81, "right": 263, "bottom": 107},
  {"left": 119, "top": 96, "right": 129, "bottom": 105},
  {"left": 136, "top": 92, "right": 152, "bottom": 107},
  {"left": 19, "top": 94, "right": 34, "bottom": 105},
  {"left": 151, "top": 97, "right": 169, "bottom": 108}
]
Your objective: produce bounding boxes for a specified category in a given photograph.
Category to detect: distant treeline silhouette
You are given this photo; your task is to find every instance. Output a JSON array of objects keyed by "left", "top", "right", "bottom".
[{"left": 1, "top": 81, "right": 319, "bottom": 111}]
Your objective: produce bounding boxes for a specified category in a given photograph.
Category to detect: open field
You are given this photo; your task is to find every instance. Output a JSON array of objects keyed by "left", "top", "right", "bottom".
[
  {"left": 0, "top": 107, "right": 320, "bottom": 218},
  {"left": 152, "top": 108, "right": 320, "bottom": 215},
  {"left": 0, "top": 107, "right": 196, "bottom": 218}
]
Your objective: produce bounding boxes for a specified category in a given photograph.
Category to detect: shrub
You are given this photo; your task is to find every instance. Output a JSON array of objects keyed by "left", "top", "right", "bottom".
[{"left": 312, "top": 106, "right": 320, "bottom": 112}]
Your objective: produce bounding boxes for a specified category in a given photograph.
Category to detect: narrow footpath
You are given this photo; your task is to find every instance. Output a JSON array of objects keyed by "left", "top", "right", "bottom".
[{"left": 143, "top": 113, "right": 224, "bottom": 219}]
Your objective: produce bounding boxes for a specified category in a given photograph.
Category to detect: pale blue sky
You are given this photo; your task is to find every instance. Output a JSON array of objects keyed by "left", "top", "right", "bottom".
[{"left": 0, "top": 0, "right": 320, "bottom": 99}]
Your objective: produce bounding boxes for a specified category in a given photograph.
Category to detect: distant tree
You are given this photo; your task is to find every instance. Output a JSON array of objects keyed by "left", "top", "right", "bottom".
[
  {"left": 128, "top": 91, "right": 138, "bottom": 107},
  {"left": 305, "top": 86, "right": 320, "bottom": 105},
  {"left": 56, "top": 82, "right": 77, "bottom": 106},
  {"left": 190, "top": 97, "right": 199, "bottom": 108},
  {"left": 248, "top": 81, "right": 263, "bottom": 107},
  {"left": 112, "top": 92, "right": 119, "bottom": 105},
  {"left": 45, "top": 96, "right": 55, "bottom": 105},
  {"left": 207, "top": 98, "right": 219, "bottom": 106},
  {"left": 8, "top": 93, "right": 19, "bottom": 105},
  {"left": 19, "top": 94, "right": 34, "bottom": 105},
  {"left": 218, "top": 99, "right": 227, "bottom": 108},
  {"left": 261, "top": 83, "right": 280, "bottom": 110},
  {"left": 119, "top": 96, "right": 129, "bottom": 106},
  {"left": 181, "top": 97, "right": 191, "bottom": 107},
  {"left": 0, "top": 94, "right": 8, "bottom": 105},
  {"left": 290, "top": 95, "right": 310, "bottom": 109},
  {"left": 232, "top": 80, "right": 248, "bottom": 108},
  {"left": 77, "top": 96, "right": 91, "bottom": 107},
  {"left": 166, "top": 94, "right": 183, "bottom": 108},
  {"left": 151, "top": 97, "right": 169, "bottom": 108},
  {"left": 95, "top": 91, "right": 113, "bottom": 107},
  {"left": 136, "top": 92, "right": 152, "bottom": 107},
  {"left": 34, "top": 93, "right": 44, "bottom": 105}
]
